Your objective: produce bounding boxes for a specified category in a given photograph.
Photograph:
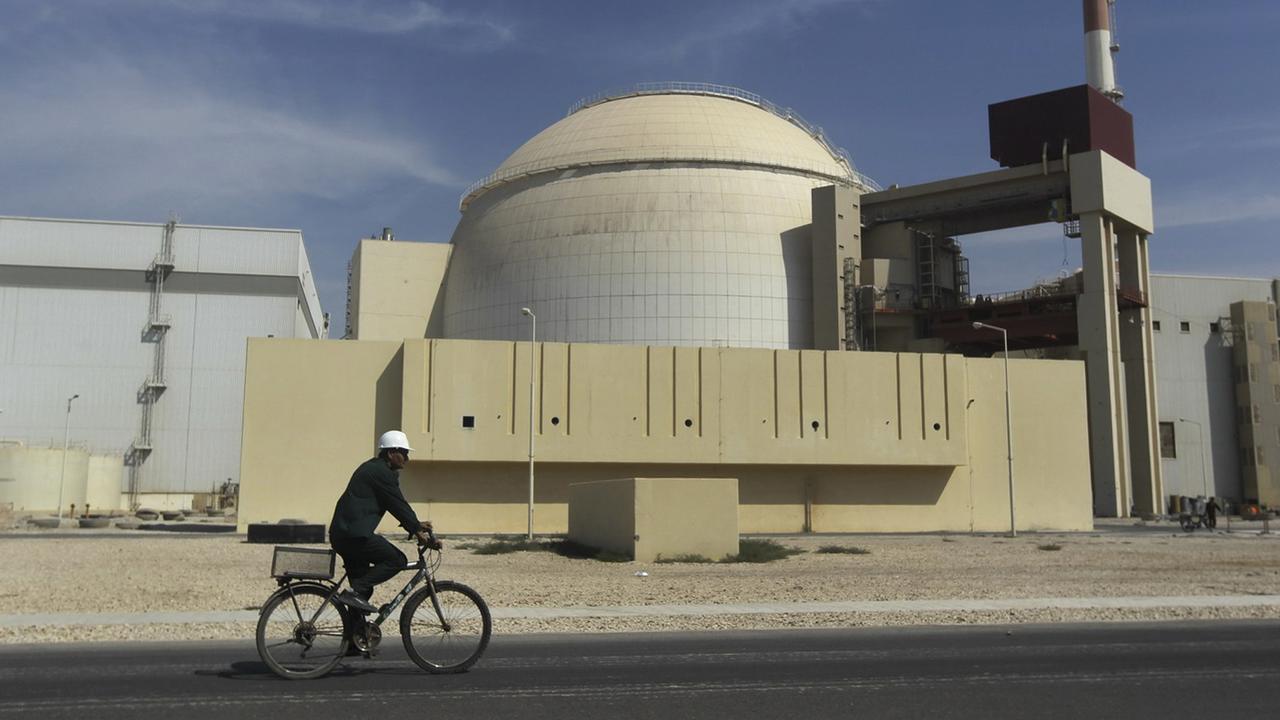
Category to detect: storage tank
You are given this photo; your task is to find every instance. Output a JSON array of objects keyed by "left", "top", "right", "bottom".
[
  {"left": 86, "top": 454, "right": 124, "bottom": 511},
  {"left": 444, "top": 83, "right": 876, "bottom": 349},
  {"left": 0, "top": 445, "right": 89, "bottom": 513}
]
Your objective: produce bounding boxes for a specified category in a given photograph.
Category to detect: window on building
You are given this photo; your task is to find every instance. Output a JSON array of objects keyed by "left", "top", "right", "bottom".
[
  {"left": 1210, "top": 322, "right": 1221, "bottom": 334},
  {"left": 1271, "top": 344, "right": 1279, "bottom": 362},
  {"left": 1152, "top": 320, "right": 1161, "bottom": 332},
  {"left": 1254, "top": 404, "right": 1263, "bottom": 424},
  {"left": 1247, "top": 322, "right": 1256, "bottom": 340},
  {"left": 1259, "top": 446, "right": 1267, "bottom": 468},
  {"left": 1180, "top": 321, "right": 1191, "bottom": 333},
  {"left": 1158, "top": 422, "right": 1176, "bottom": 458},
  {"left": 1250, "top": 364, "right": 1260, "bottom": 383},
  {"left": 1275, "top": 384, "right": 1280, "bottom": 403}
]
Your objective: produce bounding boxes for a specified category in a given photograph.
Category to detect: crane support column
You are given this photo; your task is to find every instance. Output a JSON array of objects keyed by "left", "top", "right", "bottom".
[
  {"left": 1118, "top": 229, "right": 1163, "bottom": 515},
  {"left": 1069, "top": 150, "right": 1155, "bottom": 517},
  {"left": 1077, "top": 211, "right": 1129, "bottom": 516}
]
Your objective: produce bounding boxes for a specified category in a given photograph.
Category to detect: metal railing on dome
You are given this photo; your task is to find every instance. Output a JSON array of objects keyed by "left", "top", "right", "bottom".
[
  {"left": 457, "top": 82, "right": 881, "bottom": 211},
  {"left": 567, "top": 82, "right": 881, "bottom": 191}
]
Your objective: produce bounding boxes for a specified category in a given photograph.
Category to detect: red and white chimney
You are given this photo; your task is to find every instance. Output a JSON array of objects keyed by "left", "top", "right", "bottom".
[{"left": 1083, "top": 0, "right": 1123, "bottom": 101}]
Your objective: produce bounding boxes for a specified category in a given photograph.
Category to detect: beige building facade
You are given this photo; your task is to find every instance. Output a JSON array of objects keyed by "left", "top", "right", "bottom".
[{"left": 239, "top": 337, "right": 1093, "bottom": 535}]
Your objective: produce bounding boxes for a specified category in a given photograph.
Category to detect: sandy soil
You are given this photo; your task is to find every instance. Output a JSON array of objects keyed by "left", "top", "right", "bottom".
[{"left": 2, "top": 524, "right": 1278, "bottom": 643}]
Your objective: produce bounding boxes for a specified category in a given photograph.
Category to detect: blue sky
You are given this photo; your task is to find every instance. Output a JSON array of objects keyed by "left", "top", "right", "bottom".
[{"left": 2, "top": 0, "right": 1277, "bottom": 332}]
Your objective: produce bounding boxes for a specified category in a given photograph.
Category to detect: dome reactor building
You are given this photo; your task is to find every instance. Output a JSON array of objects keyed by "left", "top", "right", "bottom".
[
  {"left": 294, "top": 72, "right": 1168, "bottom": 539},
  {"left": 348, "top": 84, "right": 882, "bottom": 349}
]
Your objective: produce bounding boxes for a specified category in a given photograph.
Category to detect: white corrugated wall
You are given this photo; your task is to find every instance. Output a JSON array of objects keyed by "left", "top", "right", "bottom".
[{"left": 0, "top": 216, "right": 323, "bottom": 497}]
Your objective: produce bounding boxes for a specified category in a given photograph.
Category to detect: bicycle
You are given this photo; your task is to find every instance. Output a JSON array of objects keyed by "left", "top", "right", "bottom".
[{"left": 255, "top": 531, "right": 492, "bottom": 680}]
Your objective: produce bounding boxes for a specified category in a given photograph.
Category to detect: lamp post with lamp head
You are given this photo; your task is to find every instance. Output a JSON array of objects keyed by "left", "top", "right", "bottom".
[
  {"left": 58, "top": 393, "right": 80, "bottom": 520},
  {"left": 972, "top": 322, "right": 1016, "bottom": 537},
  {"left": 520, "top": 308, "right": 537, "bottom": 540}
]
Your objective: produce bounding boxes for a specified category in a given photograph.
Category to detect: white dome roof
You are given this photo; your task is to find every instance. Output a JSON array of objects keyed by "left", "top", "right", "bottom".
[{"left": 461, "top": 84, "right": 874, "bottom": 210}]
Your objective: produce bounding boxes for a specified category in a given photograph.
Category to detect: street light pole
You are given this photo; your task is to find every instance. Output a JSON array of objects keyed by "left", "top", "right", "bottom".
[
  {"left": 1178, "top": 417, "right": 1209, "bottom": 498},
  {"left": 58, "top": 393, "right": 80, "bottom": 520},
  {"left": 520, "top": 307, "right": 537, "bottom": 540},
  {"left": 973, "top": 322, "right": 1015, "bottom": 537}
]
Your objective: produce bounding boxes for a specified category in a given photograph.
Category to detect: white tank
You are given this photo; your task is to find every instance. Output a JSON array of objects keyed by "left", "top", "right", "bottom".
[
  {"left": 0, "top": 445, "right": 89, "bottom": 513},
  {"left": 86, "top": 454, "right": 124, "bottom": 511},
  {"left": 444, "top": 84, "right": 876, "bottom": 349}
]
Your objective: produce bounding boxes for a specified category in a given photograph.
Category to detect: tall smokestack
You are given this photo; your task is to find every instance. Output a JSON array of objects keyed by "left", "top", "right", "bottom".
[{"left": 1084, "top": 0, "right": 1123, "bottom": 102}]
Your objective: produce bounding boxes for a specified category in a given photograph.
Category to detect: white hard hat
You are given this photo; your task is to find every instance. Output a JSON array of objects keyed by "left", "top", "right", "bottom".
[{"left": 377, "top": 430, "right": 414, "bottom": 452}]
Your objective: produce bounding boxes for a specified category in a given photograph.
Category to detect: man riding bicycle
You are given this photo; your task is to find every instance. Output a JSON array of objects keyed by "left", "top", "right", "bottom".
[{"left": 329, "top": 430, "right": 435, "bottom": 614}]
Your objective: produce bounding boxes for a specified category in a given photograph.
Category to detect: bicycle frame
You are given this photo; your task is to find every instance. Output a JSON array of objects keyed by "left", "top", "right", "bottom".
[{"left": 275, "top": 542, "right": 444, "bottom": 632}]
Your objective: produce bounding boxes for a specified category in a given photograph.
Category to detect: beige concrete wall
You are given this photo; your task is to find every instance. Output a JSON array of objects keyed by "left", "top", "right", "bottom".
[
  {"left": 348, "top": 240, "right": 452, "bottom": 340},
  {"left": 239, "top": 338, "right": 1093, "bottom": 533},
  {"left": 238, "top": 338, "right": 404, "bottom": 526},
  {"left": 397, "top": 340, "right": 967, "bottom": 468}
]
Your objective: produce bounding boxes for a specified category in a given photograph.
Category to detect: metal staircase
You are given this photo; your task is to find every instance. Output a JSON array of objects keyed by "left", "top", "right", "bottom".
[
  {"left": 126, "top": 219, "right": 176, "bottom": 508},
  {"left": 916, "top": 229, "right": 938, "bottom": 310}
]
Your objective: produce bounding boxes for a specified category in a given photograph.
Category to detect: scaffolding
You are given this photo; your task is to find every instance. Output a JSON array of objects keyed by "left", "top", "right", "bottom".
[
  {"left": 842, "top": 257, "right": 859, "bottom": 350},
  {"left": 126, "top": 219, "right": 175, "bottom": 508}
]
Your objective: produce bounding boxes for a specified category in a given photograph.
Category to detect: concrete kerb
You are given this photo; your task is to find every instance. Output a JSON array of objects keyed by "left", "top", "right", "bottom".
[{"left": 4, "top": 594, "right": 1280, "bottom": 629}]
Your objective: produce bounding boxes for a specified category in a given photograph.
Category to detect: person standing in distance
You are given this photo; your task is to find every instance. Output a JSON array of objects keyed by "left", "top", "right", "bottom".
[{"left": 329, "top": 430, "right": 435, "bottom": 614}]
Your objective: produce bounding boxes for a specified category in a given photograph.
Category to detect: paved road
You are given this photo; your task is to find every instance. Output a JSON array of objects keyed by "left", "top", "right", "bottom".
[{"left": 1, "top": 621, "right": 1277, "bottom": 719}]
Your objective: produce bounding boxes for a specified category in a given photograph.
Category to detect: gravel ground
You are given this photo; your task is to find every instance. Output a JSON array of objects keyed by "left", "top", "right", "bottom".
[{"left": 2, "top": 522, "right": 1279, "bottom": 643}]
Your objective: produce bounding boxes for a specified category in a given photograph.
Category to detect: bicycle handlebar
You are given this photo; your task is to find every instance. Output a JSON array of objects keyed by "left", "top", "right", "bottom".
[{"left": 407, "top": 527, "right": 443, "bottom": 551}]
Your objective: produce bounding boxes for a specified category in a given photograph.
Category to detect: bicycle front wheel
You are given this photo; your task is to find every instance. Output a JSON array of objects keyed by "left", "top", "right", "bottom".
[
  {"left": 400, "top": 581, "right": 491, "bottom": 673},
  {"left": 256, "top": 584, "right": 350, "bottom": 679}
]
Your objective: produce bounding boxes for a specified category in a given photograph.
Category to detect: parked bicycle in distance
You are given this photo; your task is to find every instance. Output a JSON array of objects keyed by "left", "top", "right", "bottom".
[{"left": 255, "top": 530, "right": 491, "bottom": 680}]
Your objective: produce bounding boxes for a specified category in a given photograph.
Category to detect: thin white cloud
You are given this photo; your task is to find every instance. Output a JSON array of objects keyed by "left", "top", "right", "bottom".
[
  {"left": 2, "top": 1, "right": 514, "bottom": 46},
  {"left": 0, "top": 58, "right": 460, "bottom": 215},
  {"left": 1157, "top": 192, "right": 1280, "bottom": 229},
  {"left": 639, "top": 0, "right": 880, "bottom": 63},
  {"left": 160, "top": 0, "right": 514, "bottom": 42}
]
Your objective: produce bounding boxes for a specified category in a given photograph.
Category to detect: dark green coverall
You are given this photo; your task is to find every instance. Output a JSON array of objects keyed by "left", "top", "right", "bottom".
[{"left": 328, "top": 456, "right": 422, "bottom": 600}]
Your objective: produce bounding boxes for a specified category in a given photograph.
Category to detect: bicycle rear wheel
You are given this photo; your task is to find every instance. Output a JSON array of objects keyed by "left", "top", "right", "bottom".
[
  {"left": 400, "top": 581, "right": 491, "bottom": 674},
  {"left": 256, "top": 584, "right": 350, "bottom": 679}
]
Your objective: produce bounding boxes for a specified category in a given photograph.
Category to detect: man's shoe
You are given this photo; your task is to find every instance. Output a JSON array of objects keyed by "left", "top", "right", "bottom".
[{"left": 335, "top": 589, "right": 377, "bottom": 614}]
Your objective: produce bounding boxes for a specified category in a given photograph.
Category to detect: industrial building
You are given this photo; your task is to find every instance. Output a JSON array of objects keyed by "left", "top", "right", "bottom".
[
  {"left": 1149, "top": 274, "right": 1280, "bottom": 506},
  {"left": 0, "top": 216, "right": 324, "bottom": 513},
  {"left": 240, "top": 66, "right": 1157, "bottom": 534}
]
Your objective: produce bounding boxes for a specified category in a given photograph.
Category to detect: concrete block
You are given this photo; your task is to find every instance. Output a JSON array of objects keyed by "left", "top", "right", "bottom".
[{"left": 568, "top": 477, "right": 739, "bottom": 562}]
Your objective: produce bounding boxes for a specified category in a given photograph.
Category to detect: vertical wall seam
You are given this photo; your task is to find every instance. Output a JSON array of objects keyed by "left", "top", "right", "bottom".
[
  {"left": 943, "top": 355, "right": 951, "bottom": 441},
  {"left": 565, "top": 343, "right": 572, "bottom": 435},
  {"left": 895, "top": 354, "right": 903, "bottom": 440},
  {"left": 772, "top": 350, "right": 780, "bottom": 440},
  {"left": 823, "top": 351, "right": 830, "bottom": 439},
  {"left": 799, "top": 351, "right": 805, "bottom": 438},
  {"left": 426, "top": 340, "right": 435, "bottom": 434},
  {"left": 537, "top": 341, "right": 545, "bottom": 435},
  {"left": 697, "top": 347, "right": 704, "bottom": 438},
  {"left": 509, "top": 342, "right": 518, "bottom": 435},
  {"left": 919, "top": 354, "right": 927, "bottom": 440},
  {"left": 671, "top": 347, "right": 677, "bottom": 438},
  {"left": 421, "top": 341, "right": 430, "bottom": 434},
  {"left": 645, "top": 346, "right": 652, "bottom": 438}
]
